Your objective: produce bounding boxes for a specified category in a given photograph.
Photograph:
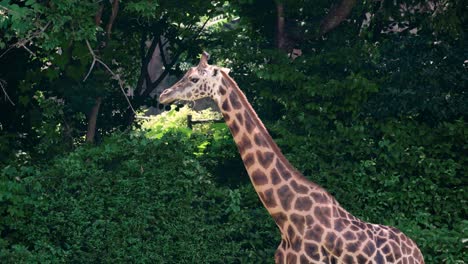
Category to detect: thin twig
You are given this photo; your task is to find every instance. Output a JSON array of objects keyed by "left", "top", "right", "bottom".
[
  {"left": 0, "top": 21, "right": 51, "bottom": 59},
  {"left": 21, "top": 44, "right": 37, "bottom": 57},
  {"left": 83, "top": 40, "right": 136, "bottom": 115},
  {"left": 0, "top": 79, "right": 15, "bottom": 106}
]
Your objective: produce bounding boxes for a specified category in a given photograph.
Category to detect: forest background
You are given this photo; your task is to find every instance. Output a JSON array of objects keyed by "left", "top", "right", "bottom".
[{"left": 0, "top": 0, "right": 466, "bottom": 262}]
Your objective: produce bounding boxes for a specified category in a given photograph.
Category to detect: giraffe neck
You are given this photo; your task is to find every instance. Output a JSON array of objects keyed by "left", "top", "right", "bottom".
[{"left": 215, "top": 72, "right": 314, "bottom": 220}]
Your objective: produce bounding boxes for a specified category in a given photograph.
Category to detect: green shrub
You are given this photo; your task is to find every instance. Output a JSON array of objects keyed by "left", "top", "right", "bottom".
[{"left": 0, "top": 128, "right": 279, "bottom": 263}]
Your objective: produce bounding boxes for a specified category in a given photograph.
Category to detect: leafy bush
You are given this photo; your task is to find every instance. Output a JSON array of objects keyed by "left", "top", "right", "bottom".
[{"left": 0, "top": 122, "right": 278, "bottom": 263}]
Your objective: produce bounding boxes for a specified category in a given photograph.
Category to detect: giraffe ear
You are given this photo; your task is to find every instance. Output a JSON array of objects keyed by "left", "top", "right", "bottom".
[
  {"left": 220, "top": 67, "right": 231, "bottom": 74},
  {"left": 198, "top": 51, "right": 210, "bottom": 69}
]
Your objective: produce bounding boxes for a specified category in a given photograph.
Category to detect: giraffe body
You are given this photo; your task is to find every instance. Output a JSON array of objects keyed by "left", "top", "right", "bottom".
[{"left": 159, "top": 52, "right": 424, "bottom": 264}]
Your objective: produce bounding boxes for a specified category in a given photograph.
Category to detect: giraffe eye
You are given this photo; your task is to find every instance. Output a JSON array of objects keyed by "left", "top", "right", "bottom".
[{"left": 190, "top": 78, "right": 199, "bottom": 83}]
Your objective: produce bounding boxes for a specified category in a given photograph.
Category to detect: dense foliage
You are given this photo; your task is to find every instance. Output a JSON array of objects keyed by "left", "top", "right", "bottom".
[
  {"left": 1, "top": 0, "right": 466, "bottom": 263},
  {"left": 0, "top": 117, "right": 278, "bottom": 263}
]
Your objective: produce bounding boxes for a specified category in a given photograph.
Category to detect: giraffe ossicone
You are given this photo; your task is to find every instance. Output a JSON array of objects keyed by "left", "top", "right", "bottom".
[{"left": 159, "top": 52, "right": 425, "bottom": 264}]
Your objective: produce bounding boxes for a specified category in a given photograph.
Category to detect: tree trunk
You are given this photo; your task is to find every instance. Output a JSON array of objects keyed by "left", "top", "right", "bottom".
[
  {"left": 275, "top": 1, "right": 286, "bottom": 51},
  {"left": 86, "top": 97, "right": 102, "bottom": 143}
]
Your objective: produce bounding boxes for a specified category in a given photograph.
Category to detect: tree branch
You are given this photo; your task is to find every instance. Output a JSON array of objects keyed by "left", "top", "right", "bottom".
[
  {"left": 0, "top": 21, "right": 51, "bottom": 59},
  {"left": 319, "top": 0, "right": 357, "bottom": 36},
  {"left": 0, "top": 79, "right": 15, "bottom": 106},
  {"left": 83, "top": 40, "right": 136, "bottom": 115},
  {"left": 134, "top": 32, "right": 160, "bottom": 97},
  {"left": 106, "top": 0, "right": 119, "bottom": 38},
  {"left": 158, "top": 36, "right": 169, "bottom": 69},
  {"left": 141, "top": 16, "right": 212, "bottom": 98}
]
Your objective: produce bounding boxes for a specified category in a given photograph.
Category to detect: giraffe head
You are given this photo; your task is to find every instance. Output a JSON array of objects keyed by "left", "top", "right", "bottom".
[{"left": 159, "top": 52, "right": 229, "bottom": 104}]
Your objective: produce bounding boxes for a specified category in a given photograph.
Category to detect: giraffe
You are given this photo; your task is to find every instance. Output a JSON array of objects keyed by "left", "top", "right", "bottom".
[{"left": 159, "top": 52, "right": 425, "bottom": 264}]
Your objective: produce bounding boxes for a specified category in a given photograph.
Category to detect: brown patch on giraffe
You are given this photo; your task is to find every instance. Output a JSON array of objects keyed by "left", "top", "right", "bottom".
[
  {"left": 290, "top": 180, "right": 309, "bottom": 194},
  {"left": 294, "top": 197, "right": 313, "bottom": 211},
  {"left": 229, "top": 91, "right": 242, "bottom": 109},
  {"left": 256, "top": 150, "right": 275, "bottom": 169},
  {"left": 253, "top": 132, "right": 268, "bottom": 147},
  {"left": 375, "top": 237, "right": 386, "bottom": 248},
  {"left": 290, "top": 213, "right": 306, "bottom": 234},
  {"left": 270, "top": 168, "right": 281, "bottom": 185},
  {"left": 381, "top": 244, "right": 391, "bottom": 254},
  {"left": 222, "top": 99, "right": 231, "bottom": 111},
  {"left": 407, "top": 237, "right": 414, "bottom": 247},
  {"left": 186, "top": 92, "right": 192, "bottom": 98},
  {"left": 276, "top": 159, "right": 292, "bottom": 180},
  {"left": 346, "top": 241, "right": 361, "bottom": 253},
  {"left": 275, "top": 250, "right": 284, "bottom": 264},
  {"left": 235, "top": 113, "right": 244, "bottom": 125},
  {"left": 333, "top": 207, "right": 340, "bottom": 217},
  {"left": 272, "top": 212, "right": 287, "bottom": 229},
  {"left": 375, "top": 250, "right": 385, "bottom": 263},
  {"left": 343, "top": 231, "right": 356, "bottom": 241},
  {"left": 229, "top": 121, "right": 240, "bottom": 137},
  {"left": 277, "top": 185, "right": 294, "bottom": 210},
  {"left": 271, "top": 168, "right": 281, "bottom": 185},
  {"left": 342, "top": 254, "right": 354, "bottom": 264},
  {"left": 402, "top": 243, "right": 411, "bottom": 255},
  {"left": 363, "top": 241, "right": 376, "bottom": 257},
  {"left": 251, "top": 169, "right": 268, "bottom": 185},
  {"left": 356, "top": 254, "right": 368, "bottom": 263},
  {"left": 367, "top": 229, "right": 374, "bottom": 240},
  {"left": 351, "top": 221, "right": 366, "bottom": 231},
  {"left": 334, "top": 218, "right": 348, "bottom": 232},
  {"left": 243, "top": 153, "right": 255, "bottom": 168},
  {"left": 221, "top": 77, "right": 228, "bottom": 87},
  {"left": 238, "top": 134, "right": 252, "bottom": 154},
  {"left": 244, "top": 111, "right": 255, "bottom": 133},
  {"left": 356, "top": 230, "right": 367, "bottom": 241},
  {"left": 325, "top": 232, "right": 337, "bottom": 252},
  {"left": 320, "top": 246, "right": 330, "bottom": 263},
  {"left": 305, "top": 225, "right": 324, "bottom": 242},
  {"left": 291, "top": 237, "right": 302, "bottom": 252},
  {"left": 300, "top": 255, "right": 309, "bottom": 263},
  {"left": 286, "top": 252, "right": 297, "bottom": 264},
  {"left": 287, "top": 225, "right": 296, "bottom": 240},
  {"left": 386, "top": 252, "right": 395, "bottom": 262},
  {"left": 311, "top": 192, "right": 329, "bottom": 203},
  {"left": 305, "top": 215, "right": 314, "bottom": 226},
  {"left": 281, "top": 238, "right": 287, "bottom": 249},
  {"left": 413, "top": 248, "right": 423, "bottom": 262},
  {"left": 389, "top": 230, "right": 401, "bottom": 244},
  {"left": 260, "top": 188, "right": 277, "bottom": 208},
  {"left": 304, "top": 242, "right": 320, "bottom": 261},
  {"left": 219, "top": 85, "right": 226, "bottom": 95},
  {"left": 222, "top": 112, "right": 231, "bottom": 122},
  {"left": 390, "top": 241, "right": 402, "bottom": 260},
  {"left": 314, "top": 206, "right": 332, "bottom": 228},
  {"left": 334, "top": 237, "right": 344, "bottom": 257},
  {"left": 338, "top": 208, "right": 348, "bottom": 218}
]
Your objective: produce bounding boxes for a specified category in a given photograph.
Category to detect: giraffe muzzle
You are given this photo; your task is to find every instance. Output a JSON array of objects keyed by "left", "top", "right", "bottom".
[{"left": 159, "top": 89, "right": 175, "bottom": 104}]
